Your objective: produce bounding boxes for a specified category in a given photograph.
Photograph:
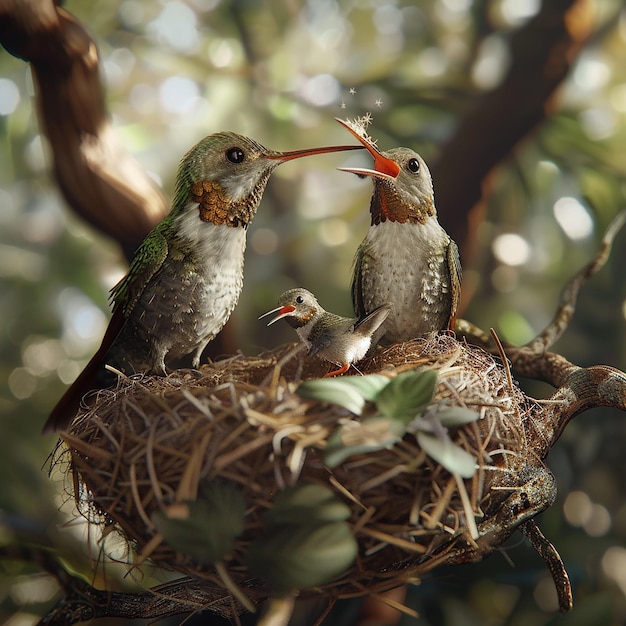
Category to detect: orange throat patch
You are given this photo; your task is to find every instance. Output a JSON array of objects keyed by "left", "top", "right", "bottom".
[{"left": 191, "top": 180, "right": 252, "bottom": 228}]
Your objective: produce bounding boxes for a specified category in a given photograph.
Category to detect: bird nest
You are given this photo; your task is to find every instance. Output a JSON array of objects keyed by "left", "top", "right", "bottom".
[{"left": 56, "top": 333, "right": 544, "bottom": 616}]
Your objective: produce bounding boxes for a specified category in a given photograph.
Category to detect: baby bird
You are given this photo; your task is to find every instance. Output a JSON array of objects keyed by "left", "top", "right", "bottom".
[{"left": 261, "top": 288, "right": 391, "bottom": 376}]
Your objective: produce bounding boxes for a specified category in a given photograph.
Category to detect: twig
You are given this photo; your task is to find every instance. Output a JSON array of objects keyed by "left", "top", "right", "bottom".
[
  {"left": 457, "top": 210, "right": 626, "bottom": 389},
  {"left": 519, "top": 520, "right": 572, "bottom": 613},
  {"left": 524, "top": 209, "right": 626, "bottom": 356}
]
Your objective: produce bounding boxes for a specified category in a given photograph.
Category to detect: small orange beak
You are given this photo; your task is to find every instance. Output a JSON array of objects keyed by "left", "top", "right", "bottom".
[
  {"left": 259, "top": 304, "right": 297, "bottom": 326},
  {"left": 334, "top": 117, "right": 400, "bottom": 179},
  {"left": 265, "top": 143, "right": 364, "bottom": 162}
]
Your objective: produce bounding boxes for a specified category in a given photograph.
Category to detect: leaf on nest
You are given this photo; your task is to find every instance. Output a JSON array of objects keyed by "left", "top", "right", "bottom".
[
  {"left": 416, "top": 432, "right": 477, "bottom": 478},
  {"left": 267, "top": 483, "right": 352, "bottom": 525},
  {"left": 296, "top": 374, "right": 389, "bottom": 415},
  {"left": 323, "top": 416, "right": 406, "bottom": 468},
  {"left": 306, "top": 369, "right": 441, "bottom": 467},
  {"left": 436, "top": 406, "right": 481, "bottom": 427},
  {"left": 152, "top": 482, "right": 246, "bottom": 565},
  {"left": 407, "top": 406, "right": 480, "bottom": 477},
  {"left": 375, "top": 368, "right": 438, "bottom": 424},
  {"left": 247, "top": 484, "right": 357, "bottom": 593},
  {"left": 246, "top": 521, "right": 358, "bottom": 593},
  {"left": 408, "top": 406, "right": 480, "bottom": 434}
]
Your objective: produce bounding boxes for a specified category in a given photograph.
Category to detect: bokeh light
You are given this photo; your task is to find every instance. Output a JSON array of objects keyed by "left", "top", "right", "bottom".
[
  {"left": 500, "top": 0, "right": 540, "bottom": 26},
  {"left": 158, "top": 76, "right": 203, "bottom": 115},
  {"left": 601, "top": 546, "right": 626, "bottom": 596},
  {"left": 563, "top": 490, "right": 612, "bottom": 537},
  {"left": 299, "top": 74, "right": 341, "bottom": 107},
  {"left": 553, "top": 196, "right": 594, "bottom": 240},
  {"left": 472, "top": 35, "right": 509, "bottom": 89},
  {"left": 147, "top": 1, "right": 200, "bottom": 53},
  {"left": 491, "top": 233, "right": 531, "bottom": 266},
  {"left": 563, "top": 490, "right": 593, "bottom": 526},
  {"left": 0, "top": 77, "right": 20, "bottom": 115},
  {"left": 318, "top": 217, "right": 350, "bottom": 247}
]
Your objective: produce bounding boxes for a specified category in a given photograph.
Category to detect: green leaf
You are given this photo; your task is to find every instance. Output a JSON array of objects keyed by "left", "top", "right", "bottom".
[
  {"left": 152, "top": 482, "right": 246, "bottom": 565},
  {"left": 296, "top": 374, "right": 394, "bottom": 416},
  {"left": 268, "top": 484, "right": 351, "bottom": 525},
  {"left": 323, "top": 416, "right": 405, "bottom": 468},
  {"left": 375, "top": 369, "right": 437, "bottom": 424},
  {"left": 435, "top": 407, "right": 480, "bottom": 427},
  {"left": 416, "top": 432, "right": 477, "bottom": 478},
  {"left": 329, "top": 374, "right": 391, "bottom": 401},
  {"left": 246, "top": 521, "right": 358, "bottom": 592},
  {"left": 407, "top": 406, "right": 480, "bottom": 434},
  {"left": 297, "top": 378, "right": 367, "bottom": 415}
]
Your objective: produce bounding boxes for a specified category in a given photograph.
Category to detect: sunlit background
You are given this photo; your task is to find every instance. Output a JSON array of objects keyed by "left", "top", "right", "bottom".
[{"left": 1, "top": 0, "right": 626, "bottom": 624}]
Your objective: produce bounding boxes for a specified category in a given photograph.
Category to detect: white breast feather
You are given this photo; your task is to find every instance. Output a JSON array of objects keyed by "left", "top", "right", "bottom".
[
  {"left": 361, "top": 218, "right": 450, "bottom": 338},
  {"left": 173, "top": 206, "right": 247, "bottom": 341},
  {"left": 175, "top": 203, "right": 247, "bottom": 267}
]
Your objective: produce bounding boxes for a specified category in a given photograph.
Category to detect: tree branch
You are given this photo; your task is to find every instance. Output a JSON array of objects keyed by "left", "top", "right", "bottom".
[{"left": 0, "top": 0, "right": 167, "bottom": 258}]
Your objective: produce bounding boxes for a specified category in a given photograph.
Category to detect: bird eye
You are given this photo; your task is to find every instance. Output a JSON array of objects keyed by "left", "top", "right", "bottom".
[
  {"left": 226, "top": 147, "right": 245, "bottom": 163},
  {"left": 407, "top": 158, "right": 420, "bottom": 174},
  {"left": 295, "top": 296, "right": 304, "bottom": 304}
]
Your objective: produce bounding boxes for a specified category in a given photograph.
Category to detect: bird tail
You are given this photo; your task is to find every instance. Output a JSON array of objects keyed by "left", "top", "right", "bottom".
[
  {"left": 354, "top": 303, "right": 392, "bottom": 337},
  {"left": 42, "top": 309, "right": 124, "bottom": 434},
  {"left": 354, "top": 303, "right": 392, "bottom": 335}
]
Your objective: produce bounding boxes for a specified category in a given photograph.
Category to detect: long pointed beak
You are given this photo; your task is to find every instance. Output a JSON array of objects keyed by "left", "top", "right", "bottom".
[
  {"left": 334, "top": 117, "right": 400, "bottom": 179},
  {"left": 258, "top": 304, "right": 296, "bottom": 325},
  {"left": 337, "top": 165, "right": 397, "bottom": 180},
  {"left": 265, "top": 143, "right": 364, "bottom": 162}
]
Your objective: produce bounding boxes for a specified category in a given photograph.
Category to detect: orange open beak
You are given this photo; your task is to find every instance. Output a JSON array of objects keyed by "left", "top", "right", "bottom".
[
  {"left": 258, "top": 304, "right": 297, "bottom": 326},
  {"left": 334, "top": 117, "right": 400, "bottom": 180}
]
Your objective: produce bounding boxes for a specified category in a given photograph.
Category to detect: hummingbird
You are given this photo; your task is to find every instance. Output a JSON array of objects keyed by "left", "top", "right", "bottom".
[
  {"left": 260, "top": 288, "right": 392, "bottom": 377},
  {"left": 44, "top": 133, "right": 363, "bottom": 433},
  {"left": 336, "top": 117, "right": 461, "bottom": 344}
]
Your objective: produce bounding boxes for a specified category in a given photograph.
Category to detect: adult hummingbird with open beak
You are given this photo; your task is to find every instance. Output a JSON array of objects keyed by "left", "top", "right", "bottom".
[
  {"left": 336, "top": 117, "right": 461, "bottom": 345},
  {"left": 44, "top": 133, "right": 363, "bottom": 433},
  {"left": 260, "top": 288, "right": 392, "bottom": 377}
]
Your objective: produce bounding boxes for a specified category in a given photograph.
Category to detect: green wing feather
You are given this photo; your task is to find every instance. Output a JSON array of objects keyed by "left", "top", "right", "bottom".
[
  {"left": 308, "top": 314, "right": 355, "bottom": 355},
  {"left": 110, "top": 222, "right": 170, "bottom": 317}
]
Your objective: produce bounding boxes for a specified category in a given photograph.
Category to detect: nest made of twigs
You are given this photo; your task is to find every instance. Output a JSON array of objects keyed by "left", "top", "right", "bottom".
[{"left": 57, "top": 334, "right": 540, "bottom": 613}]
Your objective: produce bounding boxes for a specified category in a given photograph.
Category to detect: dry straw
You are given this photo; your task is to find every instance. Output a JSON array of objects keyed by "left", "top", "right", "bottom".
[{"left": 57, "top": 334, "right": 541, "bottom": 614}]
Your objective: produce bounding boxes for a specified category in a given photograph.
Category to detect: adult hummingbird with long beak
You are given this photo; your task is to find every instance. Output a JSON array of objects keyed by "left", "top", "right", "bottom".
[
  {"left": 44, "top": 133, "right": 363, "bottom": 433},
  {"left": 336, "top": 116, "right": 461, "bottom": 344},
  {"left": 260, "top": 288, "right": 392, "bottom": 377}
]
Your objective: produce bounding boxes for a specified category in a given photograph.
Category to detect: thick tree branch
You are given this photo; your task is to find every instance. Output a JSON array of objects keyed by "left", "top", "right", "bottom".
[{"left": 0, "top": 0, "right": 167, "bottom": 258}]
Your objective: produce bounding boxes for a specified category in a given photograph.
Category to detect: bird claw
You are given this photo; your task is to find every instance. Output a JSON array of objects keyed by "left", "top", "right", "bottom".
[{"left": 324, "top": 363, "right": 350, "bottom": 377}]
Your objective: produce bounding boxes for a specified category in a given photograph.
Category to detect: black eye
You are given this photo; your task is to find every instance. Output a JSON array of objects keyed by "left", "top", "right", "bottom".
[
  {"left": 227, "top": 147, "right": 245, "bottom": 163},
  {"left": 407, "top": 158, "right": 420, "bottom": 174},
  {"left": 295, "top": 296, "right": 304, "bottom": 304}
]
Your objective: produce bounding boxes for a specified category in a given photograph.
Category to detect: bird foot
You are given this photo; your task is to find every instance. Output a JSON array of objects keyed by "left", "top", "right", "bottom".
[{"left": 324, "top": 363, "right": 350, "bottom": 377}]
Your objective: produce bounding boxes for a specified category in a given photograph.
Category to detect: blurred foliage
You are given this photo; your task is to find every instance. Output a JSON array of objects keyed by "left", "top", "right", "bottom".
[{"left": 1, "top": 0, "right": 626, "bottom": 624}]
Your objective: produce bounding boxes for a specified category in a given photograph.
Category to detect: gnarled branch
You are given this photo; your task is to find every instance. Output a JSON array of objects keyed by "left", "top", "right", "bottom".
[{"left": 0, "top": 0, "right": 167, "bottom": 258}]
